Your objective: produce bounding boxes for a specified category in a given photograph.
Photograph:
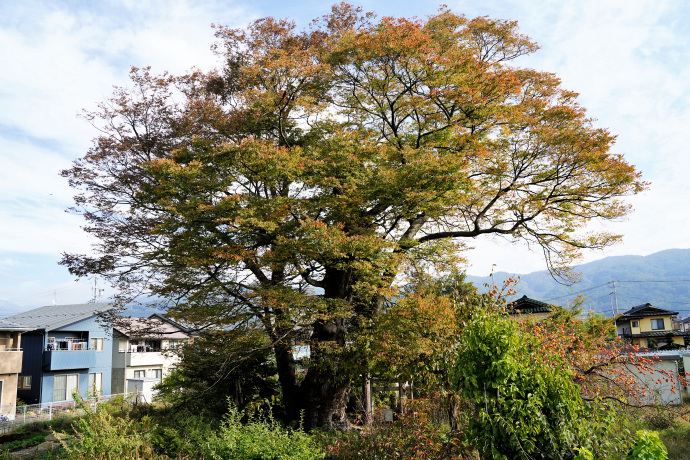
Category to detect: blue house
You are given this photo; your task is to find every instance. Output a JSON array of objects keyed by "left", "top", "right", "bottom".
[{"left": 5, "top": 303, "right": 114, "bottom": 404}]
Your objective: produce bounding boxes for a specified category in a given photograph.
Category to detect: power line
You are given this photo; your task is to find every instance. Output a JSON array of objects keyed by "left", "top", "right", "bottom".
[
  {"left": 546, "top": 282, "right": 612, "bottom": 301},
  {"left": 616, "top": 280, "right": 690, "bottom": 283},
  {"left": 0, "top": 284, "right": 85, "bottom": 303},
  {"left": 545, "top": 279, "right": 690, "bottom": 302}
]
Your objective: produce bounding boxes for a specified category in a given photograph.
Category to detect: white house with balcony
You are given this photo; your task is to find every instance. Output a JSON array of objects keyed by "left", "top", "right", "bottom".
[{"left": 111, "top": 315, "right": 190, "bottom": 394}]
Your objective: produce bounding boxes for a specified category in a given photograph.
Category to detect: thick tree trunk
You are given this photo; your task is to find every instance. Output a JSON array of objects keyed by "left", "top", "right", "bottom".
[
  {"left": 301, "top": 318, "right": 352, "bottom": 430},
  {"left": 299, "top": 267, "right": 353, "bottom": 430},
  {"left": 273, "top": 339, "right": 301, "bottom": 421}
]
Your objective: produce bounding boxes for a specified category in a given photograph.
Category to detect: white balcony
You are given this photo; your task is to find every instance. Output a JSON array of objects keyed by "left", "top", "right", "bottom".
[{"left": 126, "top": 351, "right": 166, "bottom": 367}]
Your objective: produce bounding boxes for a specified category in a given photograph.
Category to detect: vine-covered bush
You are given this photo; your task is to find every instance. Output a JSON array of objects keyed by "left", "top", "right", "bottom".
[{"left": 453, "top": 311, "right": 611, "bottom": 459}]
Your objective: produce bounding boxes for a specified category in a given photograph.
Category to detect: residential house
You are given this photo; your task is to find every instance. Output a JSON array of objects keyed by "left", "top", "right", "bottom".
[
  {"left": 0, "top": 318, "right": 31, "bottom": 419},
  {"left": 507, "top": 295, "right": 553, "bottom": 320},
  {"left": 615, "top": 303, "right": 690, "bottom": 349},
  {"left": 4, "top": 303, "right": 114, "bottom": 404},
  {"left": 677, "top": 316, "right": 690, "bottom": 333},
  {"left": 111, "top": 315, "right": 190, "bottom": 394}
]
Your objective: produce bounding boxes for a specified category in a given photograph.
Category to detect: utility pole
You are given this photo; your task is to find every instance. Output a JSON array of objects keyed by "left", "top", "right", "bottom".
[{"left": 612, "top": 281, "right": 619, "bottom": 315}]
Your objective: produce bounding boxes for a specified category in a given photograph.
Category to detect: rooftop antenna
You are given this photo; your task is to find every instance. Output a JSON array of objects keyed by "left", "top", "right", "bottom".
[
  {"left": 91, "top": 276, "right": 98, "bottom": 303},
  {"left": 53, "top": 290, "right": 56, "bottom": 306}
]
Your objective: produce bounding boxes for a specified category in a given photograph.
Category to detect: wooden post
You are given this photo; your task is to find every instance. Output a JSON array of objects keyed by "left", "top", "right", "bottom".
[
  {"left": 363, "top": 374, "right": 373, "bottom": 425},
  {"left": 398, "top": 380, "right": 404, "bottom": 414}
]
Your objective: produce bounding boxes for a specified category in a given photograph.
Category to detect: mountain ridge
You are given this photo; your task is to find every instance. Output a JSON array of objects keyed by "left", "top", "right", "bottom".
[{"left": 466, "top": 248, "right": 690, "bottom": 317}]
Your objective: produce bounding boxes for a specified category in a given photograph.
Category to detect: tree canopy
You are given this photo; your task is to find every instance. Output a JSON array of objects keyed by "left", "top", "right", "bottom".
[{"left": 61, "top": 3, "right": 645, "bottom": 429}]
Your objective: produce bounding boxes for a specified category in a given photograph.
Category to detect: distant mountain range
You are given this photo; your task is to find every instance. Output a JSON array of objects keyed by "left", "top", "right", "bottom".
[
  {"left": 466, "top": 249, "right": 690, "bottom": 318},
  {"left": 0, "top": 301, "right": 30, "bottom": 319},
  {"left": 4, "top": 249, "right": 689, "bottom": 320}
]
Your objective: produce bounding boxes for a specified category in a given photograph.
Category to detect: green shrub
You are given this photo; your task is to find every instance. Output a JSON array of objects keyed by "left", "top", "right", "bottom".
[
  {"left": 60, "top": 398, "right": 164, "bottom": 460},
  {"left": 202, "top": 405, "right": 324, "bottom": 460},
  {"left": 645, "top": 412, "right": 674, "bottom": 431},
  {"left": 0, "top": 433, "right": 47, "bottom": 452},
  {"left": 625, "top": 430, "right": 667, "bottom": 460},
  {"left": 657, "top": 423, "right": 690, "bottom": 460},
  {"left": 150, "top": 413, "right": 216, "bottom": 459},
  {"left": 453, "top": 311, "right": 606, "bottom": 459}
]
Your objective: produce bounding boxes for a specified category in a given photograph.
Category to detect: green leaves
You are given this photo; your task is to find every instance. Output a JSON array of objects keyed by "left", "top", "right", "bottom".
[
  {"left": 625, "top": 431, "right": 668, "bottom": 460},
  {"left": 454, "top": 311, "right": 599, "bottom": 459}
]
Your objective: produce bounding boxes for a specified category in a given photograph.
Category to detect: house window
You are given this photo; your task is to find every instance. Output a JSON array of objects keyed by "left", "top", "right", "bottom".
[
  {"left": 151, "top": 369, "right": 162, "bottom": 380},
  {"left": 90, "top": 338, "right": 104, "bottom": 351},
  {"left": 119, "top": 339, "right": 128, "bottom": 353},
  {"left": 651, "top": 319, "right": 665, "bottom": 330},
  {"left": 0, "top": 380, "right": 3, "bottom": 407},
  {"left": 631, "top": 321, "right": 639, "bottom": 328},
  {"left": 88, "top": 373, "right": 102, "bottom": 395},
  {"left": 53, "top": 374, "right": 79, "bottom": 401},
  {"left": 19, "top": 376, "right": 32, "bottom": 389},
  {"left": 133, "top": 370, "right": 146, "bottom": 378}
]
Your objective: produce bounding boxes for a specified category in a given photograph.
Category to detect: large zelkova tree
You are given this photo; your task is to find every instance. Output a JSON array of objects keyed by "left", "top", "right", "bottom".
[{"left": 61, "top": 4, "right": 645, "bottom": 428}]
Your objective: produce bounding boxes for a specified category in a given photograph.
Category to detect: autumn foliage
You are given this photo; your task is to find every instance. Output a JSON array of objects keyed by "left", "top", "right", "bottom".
[{"left": 61, "top": 3, "right": 646, "bottom": 429}]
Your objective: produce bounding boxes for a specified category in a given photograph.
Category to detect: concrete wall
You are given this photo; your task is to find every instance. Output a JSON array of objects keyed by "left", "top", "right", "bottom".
[
  {"left": 622, "top": 360, "right": 683, "bottom": 405},
  {"left": 0, "top": 350, "right": 22, "bottom": 374},
  {"left": 0, "top": 374, "right": 19, "bottom": 418}
]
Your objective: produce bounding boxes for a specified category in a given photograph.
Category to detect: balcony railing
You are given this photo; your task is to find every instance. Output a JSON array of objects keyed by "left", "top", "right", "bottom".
[
  {"left": 0, "top": 393, "right": 134, "bottom": 434},
  {"left": 46, "top": 340, "right": 88, "bottom": 351},
  {"left": 43, "top": 350, "right": 96, "bottom": 371}
]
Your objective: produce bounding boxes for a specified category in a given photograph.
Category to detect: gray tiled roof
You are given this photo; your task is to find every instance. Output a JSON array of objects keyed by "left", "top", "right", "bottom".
[
  {"left": 0, "top": 318, "right": 32, "bottom": 331},
  {"left": 621, "top": 330, "right": 690, "bottom": 338},
  {"left": 3, "top": 303, "right": 114, "bottom": 331},
  {"left": 507, "top": 295, "right": 553, "bottom": 314},
  {"left": 114, "top": 316, "right": 190, "bottom": 339}
]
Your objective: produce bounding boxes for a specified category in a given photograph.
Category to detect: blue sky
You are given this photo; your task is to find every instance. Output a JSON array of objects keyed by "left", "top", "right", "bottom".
[{"left": 1, "top": 0, "right": 689, "bottom": 309}]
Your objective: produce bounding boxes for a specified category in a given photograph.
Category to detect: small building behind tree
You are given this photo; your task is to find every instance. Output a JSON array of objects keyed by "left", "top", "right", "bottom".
[
  {"left": 111, "top": 315, "right": 190, "bottom": 395},
  {"left": 506, "top": 295, "right": 554, "bottom": 321},
  {"left": 615, "top": 303, "right": 690, "bottom": 349}
]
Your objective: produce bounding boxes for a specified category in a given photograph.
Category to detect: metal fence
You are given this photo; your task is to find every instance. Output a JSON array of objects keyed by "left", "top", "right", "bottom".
[{"left": 0, "top": 393, "right": 133, "bottom": 434}]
